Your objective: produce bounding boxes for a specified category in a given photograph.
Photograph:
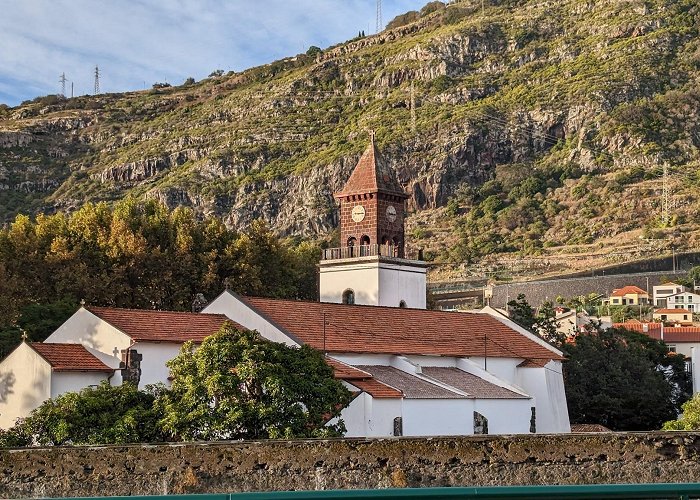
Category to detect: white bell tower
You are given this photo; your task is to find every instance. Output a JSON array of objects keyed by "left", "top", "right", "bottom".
[{"left": 319, "top": 138, "right": 427, "bottom": 308}]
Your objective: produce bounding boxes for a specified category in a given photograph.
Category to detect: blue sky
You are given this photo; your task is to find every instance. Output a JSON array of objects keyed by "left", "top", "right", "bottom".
[{"left": 0, "top": 0, "right": 427, "bottom": 107}]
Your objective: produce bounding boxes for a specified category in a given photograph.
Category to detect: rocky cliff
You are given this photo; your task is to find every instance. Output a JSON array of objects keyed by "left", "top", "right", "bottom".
[{"left": 1, "top": 0, "right": 699, "bottom": 277}]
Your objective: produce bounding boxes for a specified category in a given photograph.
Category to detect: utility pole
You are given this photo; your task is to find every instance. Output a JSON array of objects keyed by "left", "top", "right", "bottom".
[
  {"left": 376, "top": 0, "right": 382, "bottom": 33},
  {"left": 410, "top": 81, "right": 416, "bottom": 134},
  {"left": 94, "top": 65, "right": 100, "bottom": 95},
  {"left": 59, "top": 72, "right": 67, "bottom": 97},
  {"left": 662, "top": 162, "right": 670, "bottom": 226}
]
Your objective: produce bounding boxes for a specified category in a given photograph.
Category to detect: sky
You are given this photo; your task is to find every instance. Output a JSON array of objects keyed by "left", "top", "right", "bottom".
[{"left": 0, "top": 0, "right": 427, "bottom": 107}]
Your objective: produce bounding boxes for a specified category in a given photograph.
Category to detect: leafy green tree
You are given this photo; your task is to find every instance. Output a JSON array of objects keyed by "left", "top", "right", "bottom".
[
  {"left": 507, "top": 293, "right": 537, "bottom": 331},
  {"left": 664, "top": 393, "right": 700, "bottom": 430},
  {"left": 157, "top": 323, "right": 352, "bottom": 441},
  {"left": 0, "top": 382, "right": 166, "bottom": 446},
  {"left": 535, "top": 301, "right": 565, "bottom": 345},
  {"left": 563, "top": 325, "right": 691, "bottom": 431}
]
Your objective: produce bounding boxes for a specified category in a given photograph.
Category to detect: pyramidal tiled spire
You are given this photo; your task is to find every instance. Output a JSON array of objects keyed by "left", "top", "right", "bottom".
[{"left": 334, "top": 134, "right": 407, "bottom": 199}]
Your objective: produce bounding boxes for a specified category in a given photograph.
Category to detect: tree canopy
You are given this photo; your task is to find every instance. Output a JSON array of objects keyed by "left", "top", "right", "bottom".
[
  {"left": 563, "top": 325, "right": 691, "bottom": 431},
  {"left": 157, "top": 324, "right": 352, "bottom": 440},
  {"left": 664, "top": 393, "right": 700, "bottom": 430},
  {"left": 0, "top": 199, "right": 321, "bottom": 358}
]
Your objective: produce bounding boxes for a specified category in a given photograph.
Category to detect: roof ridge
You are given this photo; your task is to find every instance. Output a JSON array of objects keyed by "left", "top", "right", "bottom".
[{"left": 87, "top": 305, "right": 228, "bottom": 318}]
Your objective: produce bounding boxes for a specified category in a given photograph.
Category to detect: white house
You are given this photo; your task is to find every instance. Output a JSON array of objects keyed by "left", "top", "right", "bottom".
[
  {"left": 665, "top": 291, "right": 700, "bottom": 313},
  {"left": 653, "top": 282, "right": 689, "bottom": 308},
  {"left": 0, "top": 140, "right": 571, "bottom": 436}
]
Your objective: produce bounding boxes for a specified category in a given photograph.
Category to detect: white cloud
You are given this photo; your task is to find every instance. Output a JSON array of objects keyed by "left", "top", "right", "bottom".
[{"left": 0, "top": 0, "right": 426, "bottom": 105}]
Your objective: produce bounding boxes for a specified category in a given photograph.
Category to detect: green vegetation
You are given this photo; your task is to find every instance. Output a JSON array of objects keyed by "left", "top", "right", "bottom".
[
  {"left": 0, "top": 324, "right": 350, "bottom": 446},
  {"left": 0, "top": 199, "right": 321, "bottom": 359}
]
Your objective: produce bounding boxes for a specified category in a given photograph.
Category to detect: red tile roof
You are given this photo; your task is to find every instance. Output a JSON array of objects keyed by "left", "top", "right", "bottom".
[
  {"left": 30, "top": 343, "right": 113, "bottom": 372},
  {"left": 422, "top": 367, "right": 528, "bottom": 399},
  {"left": 347, "top": 378, "right": 403, "bottom": 399},
  {"left": 654, "top": 308, "right": 691, "bottom": 314},
  {"left": 570, "top": 423, "right": 611, "bottom": 433},
  {"left": 334, "top": 140, "right": 407, "bottom": 199},
  {"left": 243, "top": 297, "right": 560, "bottom": 361},
  {"left": 611, "top": 286, "right": 648, "bottom": 297},
  {"left": 614, "top": 322, "right": 700, "bottom": 342},
  {"left": 87, "top": 307, "right": 232, "bottom": 343}
]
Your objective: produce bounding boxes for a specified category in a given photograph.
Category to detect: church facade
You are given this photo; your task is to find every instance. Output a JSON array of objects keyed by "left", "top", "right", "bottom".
[{"left": 0, "top": 140, "right": 570, "bottom": 436}]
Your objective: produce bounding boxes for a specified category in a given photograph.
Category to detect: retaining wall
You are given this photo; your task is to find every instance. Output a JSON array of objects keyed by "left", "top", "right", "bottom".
[{"left": 3, "top": 433, "right": 700, "bottom": 498}]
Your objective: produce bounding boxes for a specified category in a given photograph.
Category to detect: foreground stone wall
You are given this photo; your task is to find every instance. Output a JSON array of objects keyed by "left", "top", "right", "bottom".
[{"left": 2, "top": 433, "right": 700, "bottom": 498}]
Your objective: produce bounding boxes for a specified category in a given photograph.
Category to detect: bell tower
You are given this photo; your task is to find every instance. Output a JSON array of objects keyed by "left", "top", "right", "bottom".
[
  {"left": 319, "top": 136, "right": 427, "bottom": 308},
  {"left": 334, "top": 133, "right": 409, "bottom": 257}
]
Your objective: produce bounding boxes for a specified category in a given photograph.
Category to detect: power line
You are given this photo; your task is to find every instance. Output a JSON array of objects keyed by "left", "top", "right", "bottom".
[
  {"left": 376, "top": 0, "right": 382, "bottom": 33},
  {"left": 410, "top": 81, "right": 416, "bottom": 133},
  {"left": 662, "top": 161, "right": 670, "bottom": 226}
]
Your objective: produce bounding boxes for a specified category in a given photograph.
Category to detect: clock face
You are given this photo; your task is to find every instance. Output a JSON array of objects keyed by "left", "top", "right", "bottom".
[
  {"left": 351, "top": 205, "right": 366, "bottom": 222},
  {"left": 386, "top": 205, "right": 397, "bottom": 222}
]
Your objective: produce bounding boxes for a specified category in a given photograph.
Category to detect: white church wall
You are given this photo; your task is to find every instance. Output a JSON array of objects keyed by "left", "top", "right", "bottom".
[
  {"left": 336, "top": 390, "right": 368, "bottom": 437},
  {"left": 45, "top": 308, "right": 132, "bottom": 364},
  {"left": 319, "top": 261, "right": 379, "bottom": 305},
  {"left": 402, "top": 399, "right": 472, "bottom": 436},
  {"left": 330, "top": 353, "right": 394, "bottom": 366},
  {"left": 132, "top": 342, "right": 184, "bottom": 389},
  {"left": 51, "top": 372, "right": 108, "bottom": 399},
  {"left": 0, "top": 343, "right": 51, "bottom": 429},
  {"left": 377, "top": 262, "right": 426, "bottom": 309},
  {"left": 456, "top": 358, "right": 527, "bottom": 395},
  {"left": 203, "top": 291, "right": 298, "bottom": 346},
  {"left": 473, "top": 399, "right": 533, "bottom": 435},
  {"left": 365, "top": 397, "right": 402, "bottom": 437},
  {"left": 516, "top": 361, "right": 571, "bottom": 433}
]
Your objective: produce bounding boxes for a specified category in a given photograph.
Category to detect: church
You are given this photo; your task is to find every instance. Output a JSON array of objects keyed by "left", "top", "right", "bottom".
[{"left": 0, "top": 140, "right": 570, "bottom": 435}]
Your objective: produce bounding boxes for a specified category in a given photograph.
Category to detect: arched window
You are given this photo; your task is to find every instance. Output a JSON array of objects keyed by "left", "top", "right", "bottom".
[
  {"left": 360, "top": 235, "right": 370, "bottom": 245},
  {"left": 347, "top": 236, "right": 357, "bottom": 247},
  {"left": 392, "top": 237, "right": 400, "bottom": 257},
  {"left": 399, "top": 300, "right": 407, "bottom": 308},
  {"left": 342, "top": 289, "right": 355, "bottom": 305},
  {"left": 360, "top": 235, "right": 371, "bottom": 256}
]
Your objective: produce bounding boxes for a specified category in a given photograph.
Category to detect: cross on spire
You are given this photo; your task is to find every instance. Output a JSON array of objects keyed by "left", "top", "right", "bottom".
[
  {"left": 20, "top": 329, "right": 28, "bottom": 342},
  {"left": 369, "top": 129, "right": 375, "bottom": 144}
]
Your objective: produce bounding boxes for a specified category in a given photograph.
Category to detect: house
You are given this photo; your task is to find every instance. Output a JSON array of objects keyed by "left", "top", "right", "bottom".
[
  {"left": 0, "top": 139, "right": 571, "bottom": 436},
  {"left": 0, "top": 343, "right": 113, "bottom": 429},
  {"left": 665, "top": 291, "right": 700, "bottom": 313},
  {"left": 653, "top": 308, "right": 693, "bottom": 326},
  {"left": 0, "top": 308, "right": 229, "bottom": 428},
  {"left": 652, "top": 282, "right": 688, "bottom": 308},
  {"left": 603, "top": 286, "right": 649, "bottom": 306}
]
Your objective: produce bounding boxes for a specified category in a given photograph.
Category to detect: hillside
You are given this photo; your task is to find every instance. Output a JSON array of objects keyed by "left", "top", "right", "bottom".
[{"left": 1, "top": 0, "right": 699, "bottom": 281}]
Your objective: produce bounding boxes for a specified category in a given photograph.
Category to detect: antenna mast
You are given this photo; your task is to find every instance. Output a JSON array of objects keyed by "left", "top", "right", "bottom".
[
  {"left": 59, "top": 72, "right": 67, "bottom": 97},
  {"left": 662, "top": 162, "right": 670, "bottom": 226},
  {"left": 376, "top": 0, "right": 382, "bottom": 33},
  {"left": 94, "top": 65, "right": 100, "bottom": 95}
]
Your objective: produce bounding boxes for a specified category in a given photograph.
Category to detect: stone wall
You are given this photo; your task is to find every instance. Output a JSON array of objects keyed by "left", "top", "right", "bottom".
[{"left": 3, "top": 433, "right": 700, "bottom": 498}]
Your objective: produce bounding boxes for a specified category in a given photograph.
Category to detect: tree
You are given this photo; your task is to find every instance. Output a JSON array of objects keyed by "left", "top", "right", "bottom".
[
  {"left": 507, "top": 293, "right": 537, "bottom": 331},
  {"left": 535, "top": 301, "right": 565, "bottom": 345},
  {"left": 0, "top": 382, "right": 166, "bottom": 446},
  {"left": 563, "top": 325, "right": 691, "bottom": 431},
  {"left": 664, "top": 393, "right": 700, "bottom": 430},
  {"left": 306, "top": 46, "right": 322, "bottom": 58},
  {"left": 157, "top": 323, "right": 352, "bottom": 441}
]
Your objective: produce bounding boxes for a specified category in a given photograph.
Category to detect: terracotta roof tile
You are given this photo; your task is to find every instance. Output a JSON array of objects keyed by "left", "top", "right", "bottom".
[
  {"left": 611, "top": 286, "right": 648, "bottom": 296},
  {"left": 334, "top": 141, "right": 407, "bottom": 198},
  {"left": 87, "top": 307, "right": 232, "bottom": 343},
  {"left": 422, "top": 367, "right": 528, "bottom": 399},
  {"left": 517, "top": 358, "right": 550, "bottom": 368},
  {"left": 654, "top": 308, "right": 692, "bottom": 314},
  {"left": 357, "top": 365, "right": 464, "bottom": 399},
  {"left": 347, "top": 378, "right": 403, "bottom": 399},
  {"left": 30, "top": 343, "right": 113, "bottom": 372},
  {"left": 243, "top": 297, "right": 560, "bottom": 361},
  {"left": 614, "top": 322, "right": 700, "bottom": 342}
]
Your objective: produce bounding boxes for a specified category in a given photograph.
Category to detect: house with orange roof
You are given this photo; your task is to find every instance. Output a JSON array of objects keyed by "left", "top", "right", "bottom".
[
  {"left": 603, "top": 285, "right": 649, "bottom": 306},
  {"left": 653, "top": 308, "right": 694, "bottom": 326},
  {"left": 0, "top": 140, "right": 571, "bottom": 437}
]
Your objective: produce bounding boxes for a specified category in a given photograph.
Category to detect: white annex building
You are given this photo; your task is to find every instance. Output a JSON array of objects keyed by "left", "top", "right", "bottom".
[{"left": 0, "top": 140, "right": 571, "bottom": 435}]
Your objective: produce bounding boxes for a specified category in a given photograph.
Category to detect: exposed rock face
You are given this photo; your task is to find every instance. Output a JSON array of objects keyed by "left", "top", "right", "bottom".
[{"left": 1, "top": 0, "right": 698, "bottom": 259}]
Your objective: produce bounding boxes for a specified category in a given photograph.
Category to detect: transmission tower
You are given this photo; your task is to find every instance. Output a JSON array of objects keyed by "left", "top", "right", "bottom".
[
  {"left": 662, "top": 162, "right": 670, "bottom": 226},
  {"left": 59, "top": 72, "right": 67, "bottom": 97},
  {"left": 376, "top": 0, "right": 382, "bottom": 33},
  {"left": 94, "top": 65, "right": 100, "bottom": 95},
  {"left": 410, "top": 81, "right": 416, "bottom": 133}
]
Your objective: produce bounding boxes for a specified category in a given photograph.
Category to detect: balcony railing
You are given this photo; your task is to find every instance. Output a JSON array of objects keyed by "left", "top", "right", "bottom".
[{"left": 322, "top": 244, "right": 414, "bottom": 261}]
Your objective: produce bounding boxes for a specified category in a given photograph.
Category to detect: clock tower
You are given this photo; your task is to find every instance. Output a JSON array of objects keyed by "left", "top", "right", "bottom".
[{"left": 319, "top": 137, "right": 427, "bottom": 308}]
